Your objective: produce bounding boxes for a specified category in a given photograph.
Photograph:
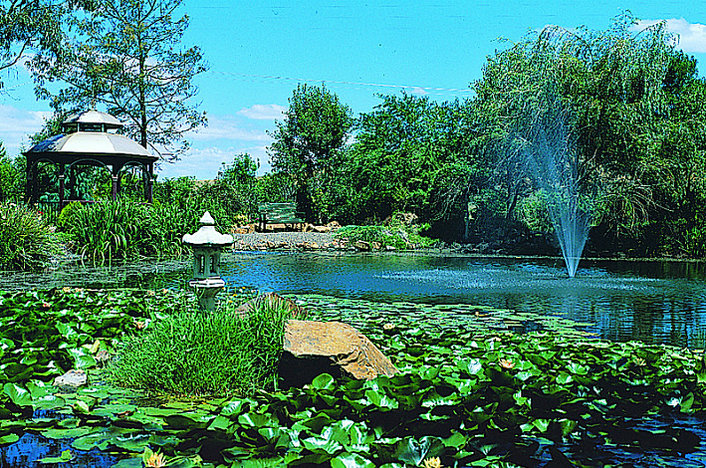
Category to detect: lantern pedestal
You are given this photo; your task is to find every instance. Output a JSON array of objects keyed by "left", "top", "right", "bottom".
[
  {"left": 189, "top": 277, "right": 226, "bottom": 312},
  {"left": 182, "top": 212, "right": 233, "bottom": 312}
]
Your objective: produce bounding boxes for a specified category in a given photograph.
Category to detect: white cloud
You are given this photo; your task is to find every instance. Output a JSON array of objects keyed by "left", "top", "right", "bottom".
[
  {"left": 635, "top": 18, "right": 706, "bottom": 53},
  {"left": 0, "top": 105, "right": 51, "bottom": 156},
  {"left": 190, "top": 114, "right": 271, "bottom": 142},
  {"left": 409, "top": 87, "right": 429, "bottom": 96},
  {"left": 157, "top": 144, "right": 271, "bottom": 180},
  {"left": 237, "top": 104, "right": 286, "bottom": 120}
]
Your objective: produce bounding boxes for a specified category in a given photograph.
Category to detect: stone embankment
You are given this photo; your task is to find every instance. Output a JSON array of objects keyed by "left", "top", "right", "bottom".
[{"left": 230, "top": 223, "right": 401, "bottom": 252}]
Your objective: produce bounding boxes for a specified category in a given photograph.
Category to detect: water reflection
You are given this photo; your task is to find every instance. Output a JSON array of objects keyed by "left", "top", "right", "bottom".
[
  {"left": 3, "top": 252, "right": 706, "bottom": 348},
  {"left": 213, "top": 253, "right": 706, "bottom": 348}
]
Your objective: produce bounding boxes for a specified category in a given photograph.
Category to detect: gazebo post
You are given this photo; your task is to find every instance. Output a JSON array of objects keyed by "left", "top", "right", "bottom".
[
  {"left": 111, "top": 171, "right": 119, "bottom": 201},
  {"left": 31, "top": 163, "right": 39, "bottom": 205},
  {"left": 25, "top": 156, "right": 33, "bottom": 203},
  {"left": 58, "top": 164, "right": 66, "bottom": 209},
  {"left": 147, "top": 162, "right": 154, "bottom": 203}
]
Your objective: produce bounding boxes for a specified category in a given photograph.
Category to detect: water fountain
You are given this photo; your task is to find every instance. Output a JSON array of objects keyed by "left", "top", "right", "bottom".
[{"left": 521, "top": 98, "right": 591, "bottom": 278}]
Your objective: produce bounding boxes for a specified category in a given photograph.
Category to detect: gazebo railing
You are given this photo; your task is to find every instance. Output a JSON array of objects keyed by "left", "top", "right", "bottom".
[{"left": 34, "top": 201, "right": 61, "bottom": 225}]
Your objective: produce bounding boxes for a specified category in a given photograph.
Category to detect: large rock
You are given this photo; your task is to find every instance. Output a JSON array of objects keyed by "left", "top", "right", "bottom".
[
  {"left": 53, "top": 369, "right": 87, "bottom": 390},
  {"left": 280, "top": 320, "right": 398, "bottom": 387}
]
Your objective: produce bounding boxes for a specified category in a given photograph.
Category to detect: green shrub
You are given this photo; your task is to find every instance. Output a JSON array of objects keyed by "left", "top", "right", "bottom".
[
  {"left": 0, "top": 202, "right": 62, "bottom": 270},
  {"left": 56, "top": 200, "right": 85, "bottom": 231},
  {"left": 108, "top": 298, "right": 292, "bottom": 395},
  {"left": 336, "top": 214, "right": 435, "bottom": 249},
  {"left": 68, "top": 199, "right": 150, "bottom": 262}
]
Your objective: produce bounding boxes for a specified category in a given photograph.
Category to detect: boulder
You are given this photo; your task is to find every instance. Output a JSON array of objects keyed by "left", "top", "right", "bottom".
[
  {"left": 354, "top": 240, "right": 371, "bottom": 251},
  {"left": 53, "top": 369, "right": 87, "bottom": 390},
  {"left": 280, "top": 320, "right": 398, "bottom": 387}
]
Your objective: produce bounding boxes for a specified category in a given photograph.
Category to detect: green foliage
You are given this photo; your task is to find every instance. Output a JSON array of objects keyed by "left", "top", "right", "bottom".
[
  {"left": 0, "top": 288, "right": 187, "bottom": 392},
  {"left": 0, "top": 146, "right": 24, "bottom": 202},
  {"left": 269, "top": 83, "right": 353, "bottom": 222},
  {"left": 2, "top": 290, "right": 706, "bottom": 465},
  {"left": 56, "top": 200, "right": 83, "bottom": 230},
  {"left": 67, "top": 199, "right": 149, "bottom": 262},
  {"left": 65, "top": 199, "right": 196, "bottom": 262},
  {"left": 470, "top": 13, "right": 706, "bottom": 256},
  {"left": 108, "top": 298, "right": 292, "bottom": 395},
  {"left": 336, "top": 214, "right": 435, "bottom": 250},
  {"left": 0, "top": 0, "right": 69, "bottom": 89},
  {"left": 0, "top": 202, "right": 61, "bottom": 270},
  {"left": 340, "top": 94, "right": 482, "bottom": 229}
]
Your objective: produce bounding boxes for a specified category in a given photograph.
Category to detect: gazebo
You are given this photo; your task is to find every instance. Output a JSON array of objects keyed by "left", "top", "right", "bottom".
[{"left": 24, "top": 110, "right": 158, "bottom": 210}]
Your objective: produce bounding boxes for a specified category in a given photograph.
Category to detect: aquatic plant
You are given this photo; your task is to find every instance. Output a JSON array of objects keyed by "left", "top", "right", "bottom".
[
  {"left": 2, "top": 291, "right": 706, "bottom": 466},
  {"left": 108, "top": 297, "right": 292, "bottom": 395},
  {"left": 0, "top": 202, "right": 62, "bottom": 270}
]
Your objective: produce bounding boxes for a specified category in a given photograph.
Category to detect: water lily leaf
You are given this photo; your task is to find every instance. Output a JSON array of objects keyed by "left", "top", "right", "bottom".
[
  {"left": 556, "top": 372, "right": 573, "bottom": 385},
  {"left": 0, "top": 433, "right": 19, "bottom": 445},
  {"left": 302, "top": 434, "right": 343, "bottom": 454},
  {"left": 3, "top": 383, "right": 32, "bottom": 407},
  {"left": 311, "top": 373, "right": 335, "bottom": 391},
  {"left": 68, "top": 348, "right": 97, "bottom": 369},
  {"left": 112, "top": 433, "right": 151, "bottom": 451},
  {"left": 41, "top": 427, "right": 94, "bottom": 439},
  {"left": 459, "top": 358, "right": 483, "bottom": 376},
  {"left": 164, "top": 414, "right": 211, "bottom": 430},
  {"left": 397, "top": 437, "right": 431, "bottom": 466},
  {"left": 238, "top": 412, "right": 277, "bottom": 428},
  {"left": 442, "top": 432, "right": 467, "bottom": 450},
  {"left": 330, "top": 452, "right": 376, "bottom": 468},
  {"left": 110, "top": 457, "right": 143, "bottom": 468},
  {"left": 220, "top": 399, "right": 252, "bottom": 417},
  {"left": 365, "top": 389, "right": 399, "bottom": 410},
  {"left": 38, "top": 448, "right": 74, "bottom": 464}
]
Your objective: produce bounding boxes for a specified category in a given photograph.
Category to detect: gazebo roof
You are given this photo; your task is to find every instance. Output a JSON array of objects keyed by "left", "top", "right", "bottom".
[
  {"left": 62, "top": 110, "right": 124, "bottom": 129},
  {"left": 26, "top": 132, "right": 155, "bottom": 160}
]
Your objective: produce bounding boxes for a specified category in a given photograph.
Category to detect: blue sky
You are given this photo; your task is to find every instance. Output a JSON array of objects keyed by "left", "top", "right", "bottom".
[{"left": 1, "top": 0, "right": 705, "bottom": 179}]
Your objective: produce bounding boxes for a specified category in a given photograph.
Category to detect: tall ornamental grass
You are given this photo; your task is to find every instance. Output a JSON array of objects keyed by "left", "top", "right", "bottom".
[
  {"left": 66, "top": 199, "right": 149, "bottom": 262},
  {"left": 62, "top": 200, "right": 206, "bottom": 262},
  {"left": 0, "top": 202, "right": 61, "bottom": 270},
  {"left": 107, "top": 299, "right": 292, "bottom": 395}
]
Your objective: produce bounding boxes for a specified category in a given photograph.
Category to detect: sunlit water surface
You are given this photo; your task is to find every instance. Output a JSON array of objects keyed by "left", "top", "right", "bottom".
[{"left": 206, "top": 252, "right": 706, "bottom": 348}]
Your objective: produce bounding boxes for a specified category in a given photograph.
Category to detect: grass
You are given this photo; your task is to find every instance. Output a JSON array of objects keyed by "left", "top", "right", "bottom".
[
  {"left": 107, "top": 297, "right": 292, "bottom": 396},
  {"left": 336, "top": 224, "right": 436, "bottom": 250},
  {"left": 0, "top": 202, "right": 62, "bottom": 270}
]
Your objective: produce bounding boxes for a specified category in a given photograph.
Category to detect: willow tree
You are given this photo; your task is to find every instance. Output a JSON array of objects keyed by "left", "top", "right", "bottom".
[
  {"left": 32, "top": 0, "right": 206, "bottom": 160},
  {"left": 473, "top": 13, "right": 706, "bottom": 254}
]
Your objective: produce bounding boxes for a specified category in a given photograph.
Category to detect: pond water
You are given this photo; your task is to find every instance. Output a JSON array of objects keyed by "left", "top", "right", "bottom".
[
  {"left": 205, "top": 252, "right": 706, "bottom": 349},
  {"left": 5, "top": 252, "right": 706, "bottom": 348},
  {"left": 4, "top": 252, "right": 706, "bottom": 467}
]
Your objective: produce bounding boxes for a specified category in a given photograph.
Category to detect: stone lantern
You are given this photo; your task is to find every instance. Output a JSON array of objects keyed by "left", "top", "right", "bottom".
[{"left": 182, "top": 212, "right": 233, "bottom": 311}]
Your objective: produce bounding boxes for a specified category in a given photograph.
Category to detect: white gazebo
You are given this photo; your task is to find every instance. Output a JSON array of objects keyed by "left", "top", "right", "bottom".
[{"left": 24, "top": 109, "right": 158, "bottom": 208}]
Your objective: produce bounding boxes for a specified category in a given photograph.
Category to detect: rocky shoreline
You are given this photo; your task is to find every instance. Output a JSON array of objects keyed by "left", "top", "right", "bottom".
[{"left": 231, "top": 231, "right": 406, "bottom": 252}]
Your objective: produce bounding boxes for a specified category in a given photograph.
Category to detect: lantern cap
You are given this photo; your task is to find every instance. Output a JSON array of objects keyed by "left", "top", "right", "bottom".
[{"left": 182, "top": 211, "right": 233, "bottom": 246}]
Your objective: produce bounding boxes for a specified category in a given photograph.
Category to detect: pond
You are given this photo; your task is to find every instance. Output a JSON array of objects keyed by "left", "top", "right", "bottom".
[
  {"left": 208, "top": 252, "right": 706, "bottom": 349},
  {"left": 3, "top": 252, "right": 706, "bottom": 467},
  {"left": 4, "top": 252, "right": 706, "bottom": 348}
]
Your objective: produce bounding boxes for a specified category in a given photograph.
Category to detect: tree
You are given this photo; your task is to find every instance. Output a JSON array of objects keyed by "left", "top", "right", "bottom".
[
  {"left": 342, "top": 93, "right": 482, "bottom": 233},
  {"left": 268, "top": 83, "right": 353, "bottom": 222},
  {"left": 471, "top": 13, "right": 706, "bottom": 255},
  {"left": 0, "top": 0, "right": 71, "bottom": 91},
  {"left": 31, "top": 0, "right": 207, "bottom": 160}
]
